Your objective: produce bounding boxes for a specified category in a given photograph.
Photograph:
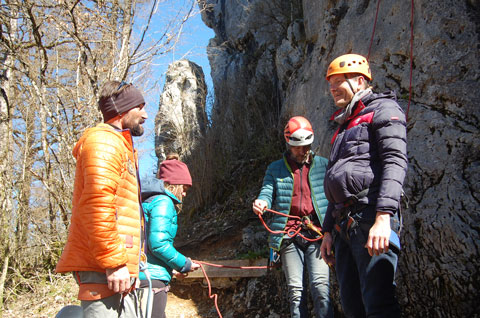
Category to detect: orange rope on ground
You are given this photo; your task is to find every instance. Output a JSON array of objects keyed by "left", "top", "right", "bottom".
[
  {"left": 193, "top": 260, "right": 275, "bottom": 318},
  {"left": 197, "top": 261, "right": 222, "bottom": 318}
]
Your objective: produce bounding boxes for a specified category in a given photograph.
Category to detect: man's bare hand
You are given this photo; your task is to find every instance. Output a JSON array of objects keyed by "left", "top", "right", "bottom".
[
  {"left": 106, "top": 265, "right": 131, "bottom": 293},
  {"left": 252, "top": 199, "right": 268, "bottom": 216},
  {"left": 320, "top": 232, "right": 335, "bottom": 266},
  {"left": 365, "top": 212, "right": 391, "bottom": 256}
]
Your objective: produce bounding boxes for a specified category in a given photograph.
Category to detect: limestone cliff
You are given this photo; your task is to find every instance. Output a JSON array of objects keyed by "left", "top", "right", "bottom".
[
  {"left": 155, "top": 59, "right": 207, "bottom": 164},
  {"left": 196, "top": 0, "right": 480, "bottom": 317}
]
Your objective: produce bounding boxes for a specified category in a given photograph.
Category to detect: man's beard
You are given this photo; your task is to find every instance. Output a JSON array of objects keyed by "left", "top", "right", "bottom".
[
  {"left": 129, "top": 123, "right": 144, "bottom": 136},
  {"left": 289, "top": 150, "right": 310, "bottom": 165},
  {"left": 124, "top": 118, "right": 144, "bottom": 136}
]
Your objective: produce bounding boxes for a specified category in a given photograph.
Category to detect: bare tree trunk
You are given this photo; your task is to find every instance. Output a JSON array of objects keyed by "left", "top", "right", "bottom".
[
  {"left": 0, "top": 255, "right": 9, "bottom": 318},
  {"left": 0, "top": 0, "right": 197, "bottom": 310},
  {"left": 0, "top": 2, "right": 16, "bottom": 315}
]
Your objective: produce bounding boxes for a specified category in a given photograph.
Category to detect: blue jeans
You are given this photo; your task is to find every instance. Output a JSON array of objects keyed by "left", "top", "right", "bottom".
[
  {"left": 280, "top": 239, "right": 333, "bottom": 318},
  {"left": 334, "top": 216, "right": 400, "bottom": 318}
]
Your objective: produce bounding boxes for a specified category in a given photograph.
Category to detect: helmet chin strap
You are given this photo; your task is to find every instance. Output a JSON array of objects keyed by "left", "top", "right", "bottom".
[{"left": 345, "top": 74, "right": 357, "bottom": 95}]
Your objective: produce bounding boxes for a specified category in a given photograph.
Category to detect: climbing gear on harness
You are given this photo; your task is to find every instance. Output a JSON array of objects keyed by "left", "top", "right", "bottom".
[
  {"left": 269, "top": 248, "right": 280, "bottom": 267},
  {"left": 333, "top": 189, "right": 369, "bottom": 241},
  {"left": 302, "top": 215, "right": 323, "bottom": 237},
  {"left": 334, "top": 212, "right": 359, "bottom": 242},
  {"left": 326, "top": 54, "right": 372, "bottom": 81},
  {"left": 333, "top": 188, "right": 404, "bottom": 252},
  {"left": 284, "top": 116, "right": 314, "bottom": 146}
]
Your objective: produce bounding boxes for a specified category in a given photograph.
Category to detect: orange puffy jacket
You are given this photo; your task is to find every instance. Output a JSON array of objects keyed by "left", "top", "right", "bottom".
[{"left": 56, "top": 124, "right": 143, "bottom": 297}]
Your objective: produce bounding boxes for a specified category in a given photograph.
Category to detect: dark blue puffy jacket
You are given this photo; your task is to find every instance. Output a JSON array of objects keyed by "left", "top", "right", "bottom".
[
  {"left": 322, "top": 91, "right": 408, "bottom": 232},
  {"left": 258, "top": 152, "right": 329, "bottom": 250}
]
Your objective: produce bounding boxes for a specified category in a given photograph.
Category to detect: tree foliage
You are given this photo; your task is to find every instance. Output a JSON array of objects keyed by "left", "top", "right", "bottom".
[{"left": 0, "top": 0, "right": 195, "bottom": 313}]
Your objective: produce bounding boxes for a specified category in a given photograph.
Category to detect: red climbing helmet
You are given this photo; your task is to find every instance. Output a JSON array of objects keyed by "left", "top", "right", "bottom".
[
  {"left": 284, "top": 116, "right": 314, "bottom": 146},
  {"left": 326, "top": 53, "right": 372, "bottom": 81}
]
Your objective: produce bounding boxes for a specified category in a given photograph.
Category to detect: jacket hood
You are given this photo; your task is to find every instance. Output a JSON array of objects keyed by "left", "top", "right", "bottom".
[{"left": 141, "top": 178, "right": 166, "bottom": 202}]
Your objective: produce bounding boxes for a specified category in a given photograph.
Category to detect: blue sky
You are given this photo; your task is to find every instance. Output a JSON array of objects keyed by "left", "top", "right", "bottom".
[{"left": 135, "top": 2, "right": 215, "bottom": 179}]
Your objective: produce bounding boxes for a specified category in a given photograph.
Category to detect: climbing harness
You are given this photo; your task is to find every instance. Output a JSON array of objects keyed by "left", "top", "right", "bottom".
[
  {"left": 332, "top": 188, "right": 369, "bottom": 241},
  {"left": 332, "top": 188, "right": 404, "bottom": 252}
]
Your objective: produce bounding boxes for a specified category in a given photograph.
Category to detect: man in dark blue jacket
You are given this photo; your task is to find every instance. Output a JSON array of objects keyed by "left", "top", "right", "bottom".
[
  {"left": 253, "top": 116, "right": 333, "bottom": 318},
  {"left": 320, "top": 54, "right": 407, "bottom": 318}
]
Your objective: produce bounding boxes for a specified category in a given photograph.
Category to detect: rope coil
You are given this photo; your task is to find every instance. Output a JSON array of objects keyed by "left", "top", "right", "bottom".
[{"left": 258, "top": 208, "right": 324, "bottom": 242}]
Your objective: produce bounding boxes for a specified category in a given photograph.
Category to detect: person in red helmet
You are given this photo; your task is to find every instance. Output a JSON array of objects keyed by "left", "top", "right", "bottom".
[
  {"left": 253, "top": 116, "right": 333, "bottom": 318},
  {"left": 320, "top": 53, "right": 407, "bottom": 318}
]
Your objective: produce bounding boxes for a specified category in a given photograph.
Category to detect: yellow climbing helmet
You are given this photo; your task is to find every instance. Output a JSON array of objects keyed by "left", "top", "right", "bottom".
[{"left": 326, "top": 54, "right": 372, "bottom": 81}]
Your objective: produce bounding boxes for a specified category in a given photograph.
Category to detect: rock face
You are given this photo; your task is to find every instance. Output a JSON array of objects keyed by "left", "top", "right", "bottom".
[
  {"left": 197, "top": 0, "right": 480, "bottom": 317},
  {"left": 154, "top": 59, "right": 207, "bottom": 164}
]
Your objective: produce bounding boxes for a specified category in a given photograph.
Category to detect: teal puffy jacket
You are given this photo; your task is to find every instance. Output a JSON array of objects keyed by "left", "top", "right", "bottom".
[
  {"left": 257, "top": 152, "right": 329, "bottom": 251},
  {"left": 139, "top": 178, "right": 191, "bottom": 283}
]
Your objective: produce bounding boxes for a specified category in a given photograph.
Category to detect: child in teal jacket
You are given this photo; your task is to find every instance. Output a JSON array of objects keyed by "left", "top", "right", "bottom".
[{"left": 139, "top": 155, "right": 199, "bottom": 318}]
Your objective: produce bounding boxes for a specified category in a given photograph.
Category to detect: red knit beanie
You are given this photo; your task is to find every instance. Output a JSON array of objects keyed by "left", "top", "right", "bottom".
[{"left": 158, "top": 159, "right": 192, "bottom": 186}]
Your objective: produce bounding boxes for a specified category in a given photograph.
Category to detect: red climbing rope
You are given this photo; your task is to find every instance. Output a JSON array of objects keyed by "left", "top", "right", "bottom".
[
  {"left": 368, "top": 0, "right": 415, "bottom": 121},
  {"left": 367, "top": 0, "right": 382, "bottom": 60},
  {"left": 191, "top": 208, "right": 324, "bottom": 317},
  {"left": 193, "top": 260, "right": 274, "bottom": 318},
  {"left": 197, "top": 261, "right": 222, "bottom": 318},
  {"left": 406, "top": 0, "right": 414, "bottom": 121},
  {"left": 258, "top": 208, "right": 324, "bottom": 242}
]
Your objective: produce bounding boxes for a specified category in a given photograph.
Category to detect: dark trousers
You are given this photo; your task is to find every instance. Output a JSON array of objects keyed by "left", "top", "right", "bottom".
[
  {"left": 139, "top": 279, "right": 168, "bottom": 318},
  {"left": 334, "top": 217, "right": 401, "bottom": 318}
]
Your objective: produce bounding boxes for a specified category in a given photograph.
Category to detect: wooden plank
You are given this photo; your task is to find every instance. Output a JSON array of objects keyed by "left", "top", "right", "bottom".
[{"left": 185, "top": 258, "right": 269, "bottom": 279}]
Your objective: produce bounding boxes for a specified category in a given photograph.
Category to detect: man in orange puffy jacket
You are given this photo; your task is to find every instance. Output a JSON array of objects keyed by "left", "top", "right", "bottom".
[{"left": 56, "top": 81, "right": 148, "bottom": 317}]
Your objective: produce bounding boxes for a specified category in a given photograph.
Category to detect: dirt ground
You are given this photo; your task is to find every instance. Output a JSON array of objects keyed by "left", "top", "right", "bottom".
[{"left": 165, "top": 293, "right": 206, "bottom": 318}]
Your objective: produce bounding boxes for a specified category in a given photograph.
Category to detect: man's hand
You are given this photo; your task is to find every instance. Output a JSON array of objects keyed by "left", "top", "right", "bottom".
[
  {"left": 106, "top": 265, "right": 131, "bottom": 293},
  {"left": 365, "top": 212, "right": 391, "bottom": 256},
  {"left": 252, "top": 199, "right": 268, "bottom": 216},
  {"left": 320, "top": 232, "right": 335, "bottom": 266}
]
